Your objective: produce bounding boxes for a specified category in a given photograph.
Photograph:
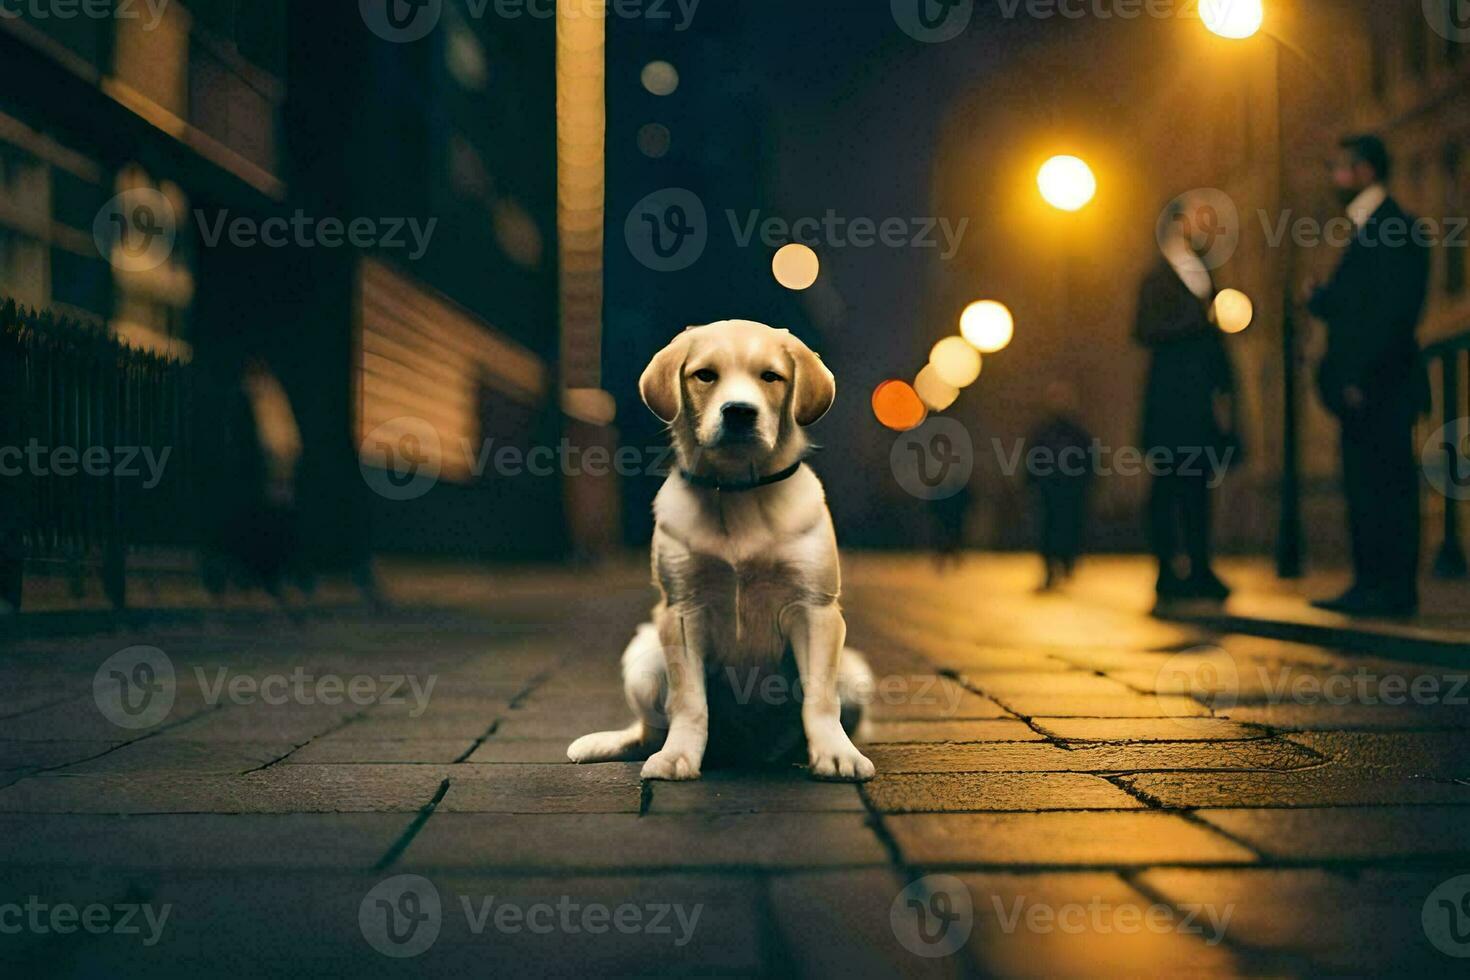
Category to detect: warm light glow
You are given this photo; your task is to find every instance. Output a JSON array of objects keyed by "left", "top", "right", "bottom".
[
  {"left": 959, "top": 300, "right": 1014, "bottom": 353},
  {"left": 640, "top": 60, "right": 679, "bottom": 95},
  {"left": 1037, "top": 155, "right": 1097, "bottom": 212},
  {"left": 1213, "top": 288, "right": 1254, "bottom": 333},
  {"left": 1200, "top": 0, "right": 1263, "bottom": 39},
  {"left": 929, "top": 336, "right": 982, "bottom": 389},
  {"left": 913, "top": 364, "right": 959, "bottom": 412},
  {"left": 772, "top": 243, "right": 820, "bottom": 290},
  {"left": 872, "top": 380, "right": 927, "bottom": 431}
]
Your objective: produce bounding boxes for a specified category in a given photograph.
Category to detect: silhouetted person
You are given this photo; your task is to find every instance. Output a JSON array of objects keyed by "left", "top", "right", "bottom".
[
  {"left": 1304, "top": 135, "right": 1430, "bottom": 617},
  {"left": 1136, "top": 191, "right": 1238, "bottom": 605},
  {"left": 929, "top": 480, "right": 972, "bottom": 570},
  {"left": 1028, "top": 381, "right": 1093, "bottom": 590}
]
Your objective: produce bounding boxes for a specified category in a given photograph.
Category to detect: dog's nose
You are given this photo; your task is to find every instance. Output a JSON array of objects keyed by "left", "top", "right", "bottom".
[{"left": 720, "top": 402, "right": 760, "bottom": 429}]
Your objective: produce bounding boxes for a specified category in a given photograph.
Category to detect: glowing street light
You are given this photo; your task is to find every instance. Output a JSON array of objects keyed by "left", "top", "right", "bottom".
[
  {"left": 913, "top": 364, "right": 960, "bottom": 411},
  {"left": 1200, "top": 0, "right": 1263, "bottom": 39},
  {"left": 872, "top": 379, "right": 927, "bottom": 431},
  {"left": 772, "top": 243, "right": 820, "bottom": 290},
  {"left": 959, "top": 300, "right": 1014, "bottom": 353},
  {"left": 929, "top": 336, "right": 982, "bottom": 389},
  {"left": 1213, "top": 288, "right": 1254, "bottom": 333},
  {"left": 1037, "top": 155, "right": 1096, "bottom": 212}
]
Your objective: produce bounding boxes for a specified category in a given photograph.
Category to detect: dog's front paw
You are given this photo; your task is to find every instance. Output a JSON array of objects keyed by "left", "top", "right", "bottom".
[
  {"left": 808, "top": 741, "right": 875, "bottom": 781},
  {"left": 641, "top": 747, "right": 702, "bottom": 781}
]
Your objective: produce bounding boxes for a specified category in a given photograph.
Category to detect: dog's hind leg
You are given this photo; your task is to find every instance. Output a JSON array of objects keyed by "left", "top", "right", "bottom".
[
  {"left": 836, "top": 647, "right": 876, "bottom": 742},
  {"left": 567, "top": 624, "right": 669, "bottom": 763}
]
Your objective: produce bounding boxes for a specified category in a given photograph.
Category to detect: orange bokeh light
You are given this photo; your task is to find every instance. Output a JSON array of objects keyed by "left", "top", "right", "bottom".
[{"left": 872, "top": 379, "right": 928, "bottom": 431}]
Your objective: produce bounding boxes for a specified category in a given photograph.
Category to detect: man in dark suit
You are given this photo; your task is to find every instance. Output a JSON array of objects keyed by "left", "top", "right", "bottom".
[
  {"left": 1305, "top": 135, "right": 1431, "bottom": 617},
  {"left": 1136, "top": 192, "right": 1238, "bottom": 605}
]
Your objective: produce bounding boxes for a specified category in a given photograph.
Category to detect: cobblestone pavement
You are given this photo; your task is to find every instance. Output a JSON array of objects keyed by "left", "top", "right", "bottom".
[{"left": 2, "top": 555, "right": 1469, "bottom": 977}]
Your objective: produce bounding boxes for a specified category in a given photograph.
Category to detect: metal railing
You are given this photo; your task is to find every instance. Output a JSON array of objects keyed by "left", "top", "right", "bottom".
[
  {"left": 0, "top": 300, "right": 193, "bottom": 610},
  {"left": 1424, "top": 331, "right": 1469, "bottom": 579}
]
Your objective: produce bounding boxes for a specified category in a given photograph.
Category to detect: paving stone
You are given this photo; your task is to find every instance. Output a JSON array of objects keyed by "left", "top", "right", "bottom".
[
  {"left": 492, "top": 703, "right": 636, "bottom": 738},
  {"left": 647, "top": 771, "right": 865, "bottom": 813},
  {"left": 886, "top": 812, "right": 1257, "bottom": 867},
  {"left": 766, "top": 869, "right": 962, "bottom": 979},
  {"left": 1119, "top": 768, "right": 1470, "bottom": 808},
  {"left": 956, "top": 871, "right": 1244, "bottom": 977},
  {"left": 961, "top": 671, "right": 1139, "bottom": 698},
  {"left": 0, "top": 765, "right": 450, "bottom": 813},
  {"left": 864, "top": 676, "right": 1010, "bottom": 721},
  {"left": 1221, "top": 702, "right": 1470, "bottom": 730},
  {"left": 1030, "top": 717, "right": 1266, "bottom": 742},
  {"left": 56, "top": 739, "right": 300, "bottom": 774},
  {"left": 171, "top": 702, "right": 365, "bottom": 741},
  {"left": 465, "top": 738, "right": 576, "bottom": 763},
  {"left": 0, "top": 740, "right": 123, "bottom": 769},
  {"left": 439, "top": 763, "right": 643, "bottom": 813},
  {"left": 991, "top": 693, "right": 1214, "bottom": 718},
  {"left": 1284, "top": 731, "right": 1470, "bottom": 778},
  {"left": 399, "top": 813, "right": 890, "bottom": 870},
  {"left": 863, "top": 773, "right": 1145, "bottom": 812},
  {"left": 0, "top": 813, "right": 411, "bottom": 868},
  {"left": 318, "top": 712, "right": 498, "bottom": 740},
  {"left": 287, "top": 738, "right": 476, "bottom": 764},
  {"left": 1195, "top": 806, "right": 1470, "bottom": 861},
  {"left": 867, "top": 738, "right": 1319, "bottom": 774},
  {"left": 864, "top": 719, "right": 1044, "bottom": 743},
  {"left": 1135, "top": 868, "right": 1462, "bottom": 974}
]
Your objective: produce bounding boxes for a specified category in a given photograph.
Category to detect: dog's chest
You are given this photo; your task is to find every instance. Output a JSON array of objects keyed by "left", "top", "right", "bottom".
[{"left": 658, "top": 551, "right": 806, "bottom": 664}]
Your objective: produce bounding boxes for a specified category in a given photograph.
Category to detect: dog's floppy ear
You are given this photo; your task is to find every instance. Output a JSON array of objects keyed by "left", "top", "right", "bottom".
[
  {"left": 639, "top": 328, "right": 695, "bottom": 423},
  {"left": 785, "top": 332, "right": 836, "bottom": 426}
]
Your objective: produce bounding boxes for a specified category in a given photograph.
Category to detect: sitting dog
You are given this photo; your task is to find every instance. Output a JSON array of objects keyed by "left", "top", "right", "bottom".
[{"left": 567, "top": 319, "right": 875, "bottom": 781}]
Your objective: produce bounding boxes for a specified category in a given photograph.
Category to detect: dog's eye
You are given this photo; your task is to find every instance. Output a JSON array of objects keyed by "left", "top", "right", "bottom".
[
  {"left": 760, "top": 371, "right": 785, "bottom": 384},
  {"left": 692, "top": 369, "right": 718, "bottom": 383}
]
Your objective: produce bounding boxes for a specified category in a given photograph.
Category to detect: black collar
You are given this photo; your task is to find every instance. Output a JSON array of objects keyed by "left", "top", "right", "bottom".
[{"left": 680, "top": 457, "right": 806, "bottom": 493}]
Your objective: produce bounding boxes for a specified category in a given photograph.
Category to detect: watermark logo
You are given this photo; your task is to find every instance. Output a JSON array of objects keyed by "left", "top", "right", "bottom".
[
  {"left": 891, "top": 0, "right": 974, "bottom": 42},
  {"left": 360, "top": 0, "right": 442, "bottom": 42},
  {"left": 0, "top": 0, "right": 170, "bottom": 30},
  {"left": 93, "top": 646, "right": 176, "bottom": 730},
  {"left": 1425, "top": 0, "right": 1470, "bottom": 43},
  {"left": 0, "top": 897, "right": 171, "bottom": 946},
  {"left": 1423, "top": 418, "right": 1470, "bottom": 501},
  {"left": 360, "top": 416, "right": 443, "bottom": 501},
  {"left": 1153, "top": 645, "right": 1240, "bottom": 718},
  {"left": 890, "top": 874, "right": 973, "bottom": 957},
  {"left": 989, "top": 893, "right": 1232, "bottom": 945},
  {"left": 1156, "top": 188, "right": 1239, "bottom": 270},
  {"left": 360, "top": 874, "right": 442, "bottom": 958},
  {"left": 1423, "top": 874, "right": 1470, "bottom": 957},
  {"left": 625, "top": 188, "right": 707, "bottom": 272},
  {"left": 94, "top": 188, "right": 177, "bottom": 273},
  {"left": 890, "top": 416, "right": 974, "bottom": 500}
]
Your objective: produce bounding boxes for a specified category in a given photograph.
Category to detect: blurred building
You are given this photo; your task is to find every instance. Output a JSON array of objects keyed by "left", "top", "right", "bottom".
[{"left": 0, "top": 1, "right": 592, "bottom": 591}]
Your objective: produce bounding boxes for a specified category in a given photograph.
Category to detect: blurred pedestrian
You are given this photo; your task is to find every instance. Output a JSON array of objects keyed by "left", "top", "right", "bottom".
[
  {"left": 1136, "top": 191, "right": 1238, "bottom": 605},
  {"left": 1304, "top": 135, "right": 1430, "bottom": 617},
  {"left": 1027, "top": 380, "right": 1093, "bottom": 591},
  {"left": 929, "top": 480, "right": 972, "bottom": 571}
]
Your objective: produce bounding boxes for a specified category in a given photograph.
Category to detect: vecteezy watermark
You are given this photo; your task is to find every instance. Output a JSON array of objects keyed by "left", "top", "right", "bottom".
[
  {"left": 0, "top": 0, "right": 170, "bottom": 30},
  {"left": 1153, "top": 644, "right": 1470, "bottom": 721},
  {"left": 890, "top": 875, "right": 973, "bottom": 957},
  {"left": 891, "top": 0, "right": 975, "bottom": 43},
  {"left": 0, "top": 441, "right": 171, "bottom": 488},
  {"left": 359, "top": 415, "right": 690, "bottom": 501},
  {"left": 1424, "top": 0, "right": 1470, "bottom": 44},
  {"left": 1259, "top": 210, "right": 1469, "bottom": 251},
  {"left": 1156, "top": 187, "right": 1240, "bottom": 270},
  {"left": 890, "top": 417, "right": 975, "bottom": 501},
  {"left": 992, "top": 437, "right": 1236, "bottom": 488},
  {"left": 1421, "top": 418, "right": 1470, "bottom": 501},
  {"left": 623, "top": 188, "right": 971, "bottom": 272},
  {"left": 93, "top": 193, "right": 437, "bottom": 272},
  {"left": 0, "top": 897, "right": 172, "bottom": 947},
  {"left": 1423, "top": 874, "right": 1470, "bottom": 958},
  {"left": 358, "top": 0, "right": 699, "bottom": 44},
  {"left": 92, "top": 647, "right": 438, "bottom": 730},
  {"left": 988, "top": 893, "right": 1233, "bottom": 946},
  {"left": 358, "top": 875, "right": 703, "bottom": 959},
  {"left": 94, "top": 646, "right": 176, "bottom": 730}
]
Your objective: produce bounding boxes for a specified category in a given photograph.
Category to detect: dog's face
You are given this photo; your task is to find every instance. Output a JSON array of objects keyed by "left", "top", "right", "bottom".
[{"left": 640, "top": 320, "right": 835, "bottom": 469}]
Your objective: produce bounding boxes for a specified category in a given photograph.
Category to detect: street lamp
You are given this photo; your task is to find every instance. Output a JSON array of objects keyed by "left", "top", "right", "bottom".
[
  {"left": 1199, "top": 0, "right": 1302, "bottom": 578},
  {"left": 1037, "top": 155, "right": 1096, "bottom": 212}
]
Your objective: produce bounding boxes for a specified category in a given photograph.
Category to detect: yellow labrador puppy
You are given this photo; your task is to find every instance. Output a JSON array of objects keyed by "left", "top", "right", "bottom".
[{"left": 568, "top": 319, "right": 875, "bottom": 781}]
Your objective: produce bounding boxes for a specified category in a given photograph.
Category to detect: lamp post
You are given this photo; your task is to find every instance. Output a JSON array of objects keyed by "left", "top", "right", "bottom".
[{"left": 1202, "top": 2, "right": 1303, "bottom": 579}]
